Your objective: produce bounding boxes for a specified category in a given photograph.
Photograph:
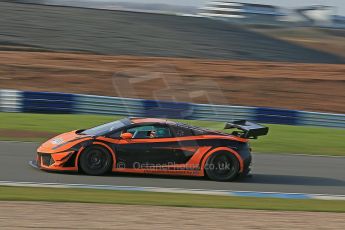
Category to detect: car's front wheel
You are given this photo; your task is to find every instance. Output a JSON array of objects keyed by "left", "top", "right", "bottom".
[
  {"left": 79, "top": 146, "right": 112, "bottom": 176},
  {"left": 205, "top": 151, "right": 240, "bottom": 181}
]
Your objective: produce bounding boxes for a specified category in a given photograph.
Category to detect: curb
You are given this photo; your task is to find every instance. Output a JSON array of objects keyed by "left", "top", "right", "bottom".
[{"left": 1, "top": 181, "right": 344, "bottom": 201}]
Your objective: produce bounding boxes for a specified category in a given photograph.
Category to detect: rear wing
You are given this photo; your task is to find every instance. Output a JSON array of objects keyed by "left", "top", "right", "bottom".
[{"left": 224, "top": 120, "right": 269, "bottom": 139}]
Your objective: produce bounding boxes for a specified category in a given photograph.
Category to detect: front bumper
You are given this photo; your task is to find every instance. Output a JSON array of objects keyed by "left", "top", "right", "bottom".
[{"left": 32, "top": 151, "right": 78, "bottom": 172}]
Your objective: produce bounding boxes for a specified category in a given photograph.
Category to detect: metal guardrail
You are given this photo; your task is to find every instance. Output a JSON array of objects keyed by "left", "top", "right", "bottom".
[
  {"left": 75, "top": 94, "right": 146, "bottom": 116},
  {"left": 0, "top": 89, "right": 344, "bottom": 128},
  {"left": 298, "top": 111, "right": 345, "bottom": 127},
  {"left": 0, "top": 89, "right": 22, "bottom": 113}
]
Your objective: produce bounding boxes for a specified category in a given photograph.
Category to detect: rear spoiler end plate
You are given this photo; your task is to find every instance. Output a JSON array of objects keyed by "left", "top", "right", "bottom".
[{"left": 224, "top": 120, "right": 269, "bottom": 139}]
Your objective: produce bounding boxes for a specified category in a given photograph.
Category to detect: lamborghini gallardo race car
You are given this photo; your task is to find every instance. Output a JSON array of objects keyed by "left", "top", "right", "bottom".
[{"left": 31, "top": 117, "right": 268, "bottom": 181}]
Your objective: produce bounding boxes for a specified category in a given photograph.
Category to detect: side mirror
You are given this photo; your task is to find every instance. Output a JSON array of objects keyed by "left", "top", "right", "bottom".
[{"left": 120, "top": 132, "right": 133, "bottom": 140}]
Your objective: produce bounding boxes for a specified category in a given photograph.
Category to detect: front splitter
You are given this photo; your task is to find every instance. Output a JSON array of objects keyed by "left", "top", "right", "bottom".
[{"left": 29, "top": 160, "right": 39, "bottom": 169}]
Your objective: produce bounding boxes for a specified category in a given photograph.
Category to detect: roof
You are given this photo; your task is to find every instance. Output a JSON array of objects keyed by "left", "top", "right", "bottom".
[
  {"left": 129, "top": 117, "right": 227, "bottom": 135},
  {"left": 130, "top": 117, "right": 174, "bottom": 124}
]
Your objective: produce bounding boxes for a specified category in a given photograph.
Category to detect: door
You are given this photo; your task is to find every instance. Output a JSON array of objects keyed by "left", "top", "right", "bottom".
[{"left": 116, "top": 124, "right": 184, "bottom": 168}]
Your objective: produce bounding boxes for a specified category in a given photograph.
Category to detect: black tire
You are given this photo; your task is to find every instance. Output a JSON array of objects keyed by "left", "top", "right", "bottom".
[
  {"left": 205, "top": 151, "right": 240, "bottom": 181},
  {"left": 79, "top": 146, "right": 112, "bottom": 176}
]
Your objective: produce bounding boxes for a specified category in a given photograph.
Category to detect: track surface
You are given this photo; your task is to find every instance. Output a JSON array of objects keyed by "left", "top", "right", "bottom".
[{"left": 1, "top": 142, "right": 344, "bottom": 195}]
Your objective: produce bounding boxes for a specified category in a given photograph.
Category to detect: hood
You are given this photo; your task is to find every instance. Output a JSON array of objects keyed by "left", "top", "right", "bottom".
[{"left": 37, "top": 130, "right": 91, "bottom": 154}]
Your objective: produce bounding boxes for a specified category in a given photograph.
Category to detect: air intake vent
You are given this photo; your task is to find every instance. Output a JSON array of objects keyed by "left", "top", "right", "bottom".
[{"left": 41, "top": 154, "right": 55, "bottom": 166}]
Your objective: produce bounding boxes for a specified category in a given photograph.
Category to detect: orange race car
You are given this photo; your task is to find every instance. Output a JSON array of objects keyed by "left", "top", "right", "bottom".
[{"left": 31, "top": 117, "right": 268, "bottom": 181}]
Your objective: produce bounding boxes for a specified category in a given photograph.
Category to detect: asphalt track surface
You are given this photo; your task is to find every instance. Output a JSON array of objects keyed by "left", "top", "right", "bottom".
[{"left": 1, "top": 141, "right": 344, "bottom": 195}]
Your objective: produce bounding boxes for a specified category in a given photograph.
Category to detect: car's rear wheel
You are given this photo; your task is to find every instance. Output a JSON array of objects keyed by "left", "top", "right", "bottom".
[
  {"left": 79, "top": 146, "right": 112, "bottom": 176},
  {"left": 205, "top": 151, "right": 240, "bottom": 181}
]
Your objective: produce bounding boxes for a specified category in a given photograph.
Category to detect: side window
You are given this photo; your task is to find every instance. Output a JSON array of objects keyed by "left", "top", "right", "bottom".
[
  {"left": 127, "top": 126, "right": 153, "bottom": 139},
  {"left": 155, "top": 126, "right": 172, "bottom": 138},
  {"left": 171, "top": 125, "right": 194, "bottom": 137},
  {"left": 126, "top": 125, "right": 172, "bottom": 139},
  {"left": 108, "top": 130, "right": 123, "bottom": 139}
]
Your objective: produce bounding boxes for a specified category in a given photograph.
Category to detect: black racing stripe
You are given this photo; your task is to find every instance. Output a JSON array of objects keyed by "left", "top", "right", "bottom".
[
  {"left": 198, "top": 146, "right": 217, "bottom": 167},
  {"left": 87, "top": 138, "right": 244, "bottom": 169},
  {"left": 92, "top": 140, "right": 116, "bottom": 150}
]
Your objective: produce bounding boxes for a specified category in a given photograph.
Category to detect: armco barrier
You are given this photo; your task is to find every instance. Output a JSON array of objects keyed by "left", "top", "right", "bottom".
[
  {"left": 143, "top": 100, "right": 193, "bottom": 119},
  {"left": 74, "top": 94, "right": 145, "bottom": 116},
  {"left": 0, "top": 89, "right": 22, "bottom": 112},
  {"left": 298, "top": 111, "right": 345, "bottom": 128},
  {"left": 189, "top": 104, "right": 253, "bottom": 121},
  {"left": 22, "top": 91, "right": 75, "bottom": 114},
  {"left": 254, "top": 107, "right": 300, "bottom": 125},
  {"left": 0, "top": 89, "right": 344, "bottom": 128}
]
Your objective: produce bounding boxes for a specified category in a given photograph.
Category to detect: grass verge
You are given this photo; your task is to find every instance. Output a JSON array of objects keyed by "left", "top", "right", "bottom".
[
  {"left": 1, "top": 112, "right": 345, "bottom": 156},
  {"left": 1, "top": 186, "right": 344, "bottom": 212}
]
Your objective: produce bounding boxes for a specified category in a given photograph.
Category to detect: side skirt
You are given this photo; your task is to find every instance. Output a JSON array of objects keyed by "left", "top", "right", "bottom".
[{"left": 112, "top": 167, "right": 204, "bottom": 177}]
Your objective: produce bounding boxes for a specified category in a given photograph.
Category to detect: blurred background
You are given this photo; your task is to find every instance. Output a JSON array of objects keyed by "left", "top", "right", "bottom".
[
  {"left": 1, "top": 0, "right": 345, "bottom": 111},
  {"left": 1, "top": 2, "right": 345, "bottom": 227},
  {"left": 0, "top": 0, "right": 344, "bottom": 154}
]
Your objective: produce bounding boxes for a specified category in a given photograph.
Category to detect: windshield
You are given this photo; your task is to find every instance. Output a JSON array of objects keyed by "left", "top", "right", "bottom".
[{"left": 81, "top": 119, "right": 128, "bottom": 136}]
